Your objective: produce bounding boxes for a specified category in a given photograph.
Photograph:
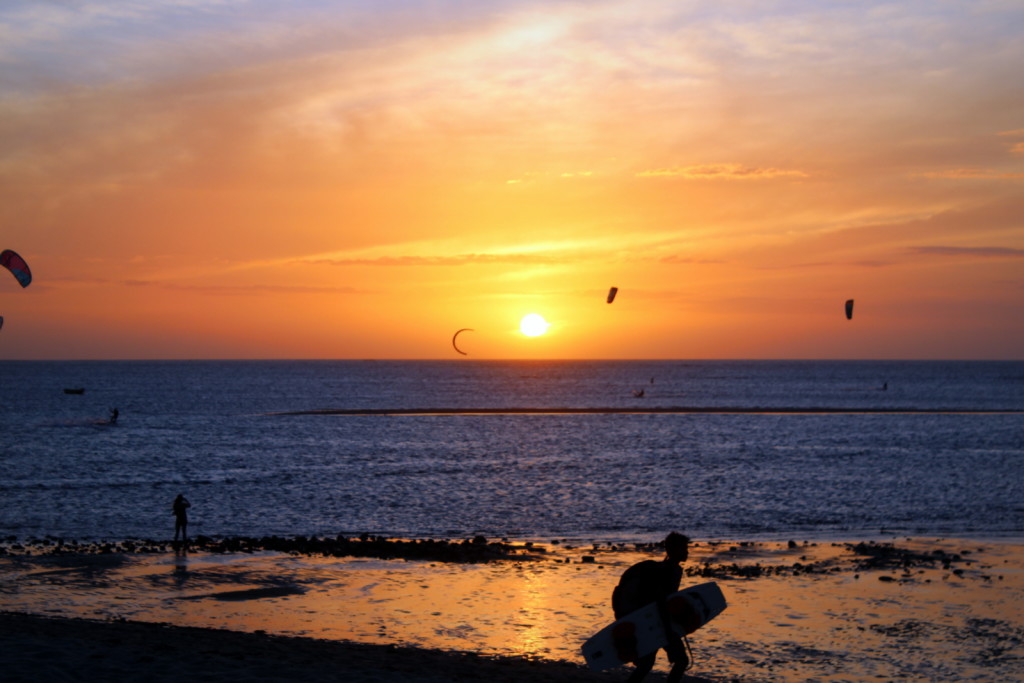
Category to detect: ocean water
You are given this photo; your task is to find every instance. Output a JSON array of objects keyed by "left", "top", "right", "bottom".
[{"left": 0, "top": 360, "right": 1022, "bottom": 543}]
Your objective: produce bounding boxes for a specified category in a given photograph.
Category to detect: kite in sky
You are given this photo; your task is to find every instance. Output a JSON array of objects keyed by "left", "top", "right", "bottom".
[
  {"left": 1, "top": 249, "right": 31, "bottom": 333},
  {"left": 1, "top": 249, "right": 31, "bottom": 288},
  {"left": 452, "top": 328, "right": 474, "bottom": 355}
]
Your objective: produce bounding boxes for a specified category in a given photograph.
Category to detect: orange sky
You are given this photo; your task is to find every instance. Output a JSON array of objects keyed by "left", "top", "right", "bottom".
[{"left": 1, "top": 1, "right": 1022, "bottom": 359}]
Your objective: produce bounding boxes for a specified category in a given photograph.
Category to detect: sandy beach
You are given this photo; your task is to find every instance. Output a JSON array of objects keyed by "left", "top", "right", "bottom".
[
  {"left": 2, "top": 536, "right": 1022, "bottom": 681},
  {"left": 0, "top": 612, "right": 626, "bottom": 683}
]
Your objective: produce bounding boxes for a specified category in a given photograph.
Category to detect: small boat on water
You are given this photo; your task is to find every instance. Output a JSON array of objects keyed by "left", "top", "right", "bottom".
[{"left": 63, "top": 388, "right": 85, "bottom": 395}]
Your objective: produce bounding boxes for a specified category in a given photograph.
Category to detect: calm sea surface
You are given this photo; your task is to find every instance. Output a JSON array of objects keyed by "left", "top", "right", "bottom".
[{"left": 1, "top": 360, "right": 1021, "bottom": 543}]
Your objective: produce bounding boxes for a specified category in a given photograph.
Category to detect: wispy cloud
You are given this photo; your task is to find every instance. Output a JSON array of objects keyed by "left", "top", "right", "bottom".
[
  {"left": 636, "top": 164, "right": 809, "bottom": 180},
  {"left": 905, "top": 246, "right": 1024, "bottom": 258},
  {"left": 122, "top": 280, "right": 365, "bottom": 295},
  {"left": 995, "top": 129, "right": 1024, "bottom": 155},
  {"left": 919, "top": 168, "right": 1024, "bottom": 179},
  {"left": 308, "top": 253, "right": 565, "bottom": 267},
  {"left": 752, "top": 259, "right": 896, "bottom": 270},
  {"left": 504, "top": 170, "right": 597, "bottom": 185},
  {"left": 658, "top": 255, "right": 725, "bottom": 265},
  {"left": 300, "top": 229, "right": 736, "bottom": 270}
]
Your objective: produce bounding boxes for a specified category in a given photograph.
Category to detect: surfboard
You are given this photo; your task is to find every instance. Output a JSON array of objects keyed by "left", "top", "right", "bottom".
[{"left": 581, "top": 581, "right": 727, "bottom": 671}]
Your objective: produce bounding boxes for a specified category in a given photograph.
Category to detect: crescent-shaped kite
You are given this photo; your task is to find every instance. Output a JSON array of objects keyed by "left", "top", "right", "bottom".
[
  {"left": 1, "top": 249, "right": 31, "bottom": 288},
  {"left": 607, "top": 286, "right": 618, "bottom": 304},
  {"left": 452, "top": 328, "right": 474, "bottom": 355},
  {"left": 845, "top": 299, "right": 854, "bottom": 320},
  {"left": 1, "top": 249, "right": 31, "bottom": 333}
]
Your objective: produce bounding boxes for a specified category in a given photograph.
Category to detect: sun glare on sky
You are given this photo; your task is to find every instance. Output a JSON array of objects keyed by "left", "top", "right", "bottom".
[
  {"left": 519, "top": 314, "right": 550, "bottom": 338},
  {"left": 0, "top": 1, "right": 1021, "bottom": 359}
]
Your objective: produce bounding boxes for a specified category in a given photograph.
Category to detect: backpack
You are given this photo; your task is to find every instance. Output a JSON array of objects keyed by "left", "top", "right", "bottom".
[{"left": 612, "top": 559, "right": 662, "bottom": 618}]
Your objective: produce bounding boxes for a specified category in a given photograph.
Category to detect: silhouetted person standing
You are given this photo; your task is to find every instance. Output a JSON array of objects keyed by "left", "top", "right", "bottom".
[
  {"left": 108, "top": 407, "right": 119, "bottom": 424},
  {"left": 612, "top": 532, "right": 691, "bottom": 683},
  {"left": 172, "top": 493, "right": 191, "bottom": 549}
]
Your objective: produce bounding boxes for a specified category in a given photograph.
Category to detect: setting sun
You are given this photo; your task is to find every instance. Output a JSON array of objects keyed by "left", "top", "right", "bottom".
[{"left": 519, "top": 314, "right": 550, "bottom": 337}]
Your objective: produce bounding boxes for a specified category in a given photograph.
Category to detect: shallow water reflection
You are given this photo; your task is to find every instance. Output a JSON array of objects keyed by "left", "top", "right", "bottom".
[{"left": 2, "top": 538, "right": 1022, "bottom": 680}]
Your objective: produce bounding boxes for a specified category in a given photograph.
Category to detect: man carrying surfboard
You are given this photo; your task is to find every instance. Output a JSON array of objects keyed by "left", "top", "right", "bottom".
[{"left": 612, "top": 532, "right": 690, "bottom": 682}]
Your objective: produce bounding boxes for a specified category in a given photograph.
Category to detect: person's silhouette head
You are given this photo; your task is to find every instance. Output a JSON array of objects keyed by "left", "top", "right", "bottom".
[{"left": 664, "top": 531, "right": 690, "bottom": 564}]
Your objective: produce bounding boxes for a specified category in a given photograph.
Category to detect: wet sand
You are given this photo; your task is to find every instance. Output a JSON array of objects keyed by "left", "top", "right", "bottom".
[
  {"left": 1, "top": 536, "right": 1022, "bottom": 681},
  {"left": 0, "top": 612, "right": 625, "bottom": 683}
]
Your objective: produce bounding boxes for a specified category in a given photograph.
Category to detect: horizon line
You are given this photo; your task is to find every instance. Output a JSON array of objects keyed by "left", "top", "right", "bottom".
[{"left": 2, "top": 357, "right": 1023, "bottom": 363}]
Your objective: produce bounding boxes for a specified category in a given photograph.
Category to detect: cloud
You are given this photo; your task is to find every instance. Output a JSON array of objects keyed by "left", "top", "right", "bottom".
[
  {"left": 658, "top": 255, "right": 725, "bottom": 265},
  {"left": 905, "top": 246, "right": 1024, "bottom": 258},
  {"left": 918, "top": 168, "right": 1024, "bottom": 179},
  {"left": 636, "top": 164, "right": 809, "bottom": 180},
  {"left": 302, "top": 228, "right": 739, "bottom": 270},
  {"left": 295, "top": 230, "right": 663, "bottom": 269},
  {"left": 120, "top": 280, "right": 365, "bottom": 295},
  {"left": 308, "top": 253, "right": 565, "bottom": 267},
  {"left": 995, "top": 129, "right": 1024, "bottom": 156},
  {"left": 759, "top": 260, "right": 896, "bottom": 270},
  {"left": 724, "top": 198, "right": 1024, "bottom": 274}
]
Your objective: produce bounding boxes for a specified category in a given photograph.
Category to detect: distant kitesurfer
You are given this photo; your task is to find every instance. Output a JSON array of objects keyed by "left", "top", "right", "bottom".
[
  {"left": 172, "top": 493, "right": 191, "bottom": 549},
  {"left": 632, "top": 389, "right": 645, "bottom": 398},
  {"left": 108, "top": 407, "right": 119, "bottom": 424},
  {"left": 612, "top": 532, "right": 691, "bottom": 682}
]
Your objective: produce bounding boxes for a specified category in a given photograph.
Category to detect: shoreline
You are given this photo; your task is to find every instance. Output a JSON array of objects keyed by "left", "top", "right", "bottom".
[
  {"left": 6, "top": 531, "right": 1024, "bottom": 554},
  {"left": 2, "top": 535, "right": 1022, "bottom": 680},
  {"left": 1, "top": 533, "right": 1009, "bottom": 577}
]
